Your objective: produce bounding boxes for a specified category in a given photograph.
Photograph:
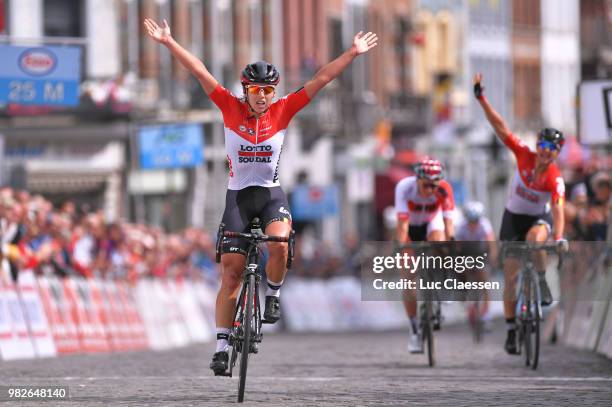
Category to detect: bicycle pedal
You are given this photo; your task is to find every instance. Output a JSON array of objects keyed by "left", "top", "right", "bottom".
[{"left": 214, "top": 371, "right": 232, "bottom": 377}]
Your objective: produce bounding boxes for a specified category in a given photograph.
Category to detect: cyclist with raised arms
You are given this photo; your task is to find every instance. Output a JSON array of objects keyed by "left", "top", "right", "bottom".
[
  {"left": 144, "top": 18, "right": 378, "bottom": 375},
  {"left": 395, "top": 157, "right": 455, "bottom": 353},
  {"left": 473, "top": 73, "right": 567, "bottom": 355}
]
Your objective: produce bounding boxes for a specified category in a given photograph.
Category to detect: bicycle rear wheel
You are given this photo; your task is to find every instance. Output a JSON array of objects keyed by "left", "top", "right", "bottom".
[{"left": 237, "top": 274, "right": 255, "bottom": 402}]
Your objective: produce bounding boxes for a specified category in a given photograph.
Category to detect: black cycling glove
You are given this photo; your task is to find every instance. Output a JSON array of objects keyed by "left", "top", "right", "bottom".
[{"left": 474, "top": 81, "right": 484, "bottom": 99}]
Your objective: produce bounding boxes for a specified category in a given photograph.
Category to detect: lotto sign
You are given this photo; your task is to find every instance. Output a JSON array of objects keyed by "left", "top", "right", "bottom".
[{"left": 0, "top": 45, "right": 81, "bottom": 106}]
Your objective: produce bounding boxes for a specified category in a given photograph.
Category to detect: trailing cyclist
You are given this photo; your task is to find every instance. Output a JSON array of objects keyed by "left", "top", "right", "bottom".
[
  {"left": 144, "top": 18, "right": 378, "bottom": 375},
  {"left": 456, "top": 201, "right": 498, "bottom": 331},
  {"left": 394, "top": 157, "right": 455, "bottom": 353},
  {"left": 473, "top": 73, "right": 568, "bottom": 355}
]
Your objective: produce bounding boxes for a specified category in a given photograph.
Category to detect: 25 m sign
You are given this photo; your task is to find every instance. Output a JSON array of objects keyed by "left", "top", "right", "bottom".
[{"left": 0, "top": 45, "right": 81, "bottom": 107}]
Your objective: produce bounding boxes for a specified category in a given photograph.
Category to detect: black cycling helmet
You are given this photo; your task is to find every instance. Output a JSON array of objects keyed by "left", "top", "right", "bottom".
[
  {"left": 538, "top": 127, "right": 565, "bottom": 148},
  {"left": 240, "top": 61, "right": 280, "bottom": 86}
]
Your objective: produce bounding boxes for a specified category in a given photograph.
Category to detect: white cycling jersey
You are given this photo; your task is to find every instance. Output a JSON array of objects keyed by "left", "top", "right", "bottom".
[
  {"left": 395, "top": 176, "right": 455, "bottom": 225},
  {"left": 456, "top": 217, "right": 494, "bottom": 241}
]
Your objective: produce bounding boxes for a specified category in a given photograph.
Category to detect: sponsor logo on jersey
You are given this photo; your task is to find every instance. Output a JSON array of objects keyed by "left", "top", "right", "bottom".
[
  {"left": 515, "top": 184, "right": 540, "bottom": 203},
  {"left": 238, "top": 144, "right": 273, "bottom": 163},
  {"left": 279, "top": 206, "right": 291, "bottom": 219},
  {"left": 408, "top": 201, "right": 438, "bottom": 212}
]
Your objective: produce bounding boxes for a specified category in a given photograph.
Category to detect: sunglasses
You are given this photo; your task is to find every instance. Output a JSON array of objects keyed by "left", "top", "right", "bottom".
[
  {"left": 537, "top": 141, "right": 559, "bottom": 151},
  {"left": 246, "top": 85, "right": 276, "bottom": 95}
]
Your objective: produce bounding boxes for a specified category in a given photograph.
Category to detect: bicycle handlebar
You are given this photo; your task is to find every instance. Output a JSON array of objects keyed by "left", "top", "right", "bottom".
[
  {"left": 500, "top": 242, "right": 561, "bottom": 252},
  {"left": 215, "top": 223, "right": 295, "bottom": 268},
  {"left": 397, "top": 241, "right": 453, "bottom": 250},
  {"left": 500, "top": 241, "right": 565, "bottom": 270},
  {"left": 222, "top": 231, "right": 290, "bottom": 243}
]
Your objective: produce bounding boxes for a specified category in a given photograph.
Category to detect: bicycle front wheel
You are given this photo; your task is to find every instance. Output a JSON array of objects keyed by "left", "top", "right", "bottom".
[
  {"left": 531, "top": 277, "right": 541, "bottom": 370},
  {"left": 523, "top": 274, "right": 540, "bottom": 369},
  {"left": 423, "top": 301, "right": 435, "bottom": 367},
  {"left": 237, "top": 273, "right": 255, "bottom": 402},
  {"left": 469, "top": 301, "right": 482, "bottom": 344}
]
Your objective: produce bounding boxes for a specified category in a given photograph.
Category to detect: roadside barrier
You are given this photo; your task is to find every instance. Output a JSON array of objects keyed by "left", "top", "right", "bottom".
[
  {"left": 0, "top": 266, "right": 217, "bottom": 361},
  {"left": 560, "top": 250, "right": 612, "bottom": 359},
  {"left": 1, "top": 264, "right": 609, "bottom": 361}
]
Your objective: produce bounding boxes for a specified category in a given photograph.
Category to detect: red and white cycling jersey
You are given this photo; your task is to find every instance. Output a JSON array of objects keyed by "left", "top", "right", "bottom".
[
  {"left": 504, "top": 133, "right": 565, "bottom": 216},
  {"left": 209, "top": 84, "right": 310, "bottom": 190},
  {"left": 395, "top": 176, "right": 455, "bottom": 225}
]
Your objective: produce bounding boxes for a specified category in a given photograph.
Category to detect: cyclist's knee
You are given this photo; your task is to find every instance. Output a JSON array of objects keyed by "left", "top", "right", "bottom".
[
  {"left": 526, "top": 225, "right": 548, "bottom": 242},
  {"left": 221, "top": 254, "right": 245, "bottom": 289},
  {"left": 427, "top": 231, "right": 445, "bottom": 241},
  {"left": 503, "top": 257, "right": 519, "bottom": 272},
  {"left": 267, "top": 241, "right": 288, "bottom": 261}
]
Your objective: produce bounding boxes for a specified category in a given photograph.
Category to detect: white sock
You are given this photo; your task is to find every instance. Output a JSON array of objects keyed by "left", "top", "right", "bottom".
[
  {"left": 266, "top": 278, "right": 283, "bottom": 298},
  {"left": 409, "top": 316, "right": 419, "bottom": 335},
  {"left": 216, "top": 328, "right": 230, "bottom": 352}
]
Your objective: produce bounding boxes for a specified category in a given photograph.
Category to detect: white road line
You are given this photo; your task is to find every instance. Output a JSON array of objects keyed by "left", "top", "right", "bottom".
[{"left": 47, "top": 376, "right": 612, "bottom": 382}]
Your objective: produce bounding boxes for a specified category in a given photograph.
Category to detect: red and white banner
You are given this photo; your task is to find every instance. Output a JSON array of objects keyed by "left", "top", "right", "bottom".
[
  {"left": 0, "top": 267, "right": 219, "bottom": 361},
  {"left": 17, "top": 270, "right": 56, "bottom": 357},
  {"left": 37, "top": 276, "right": 80, "bottom": 354},
  {"left": 0, "top": 265, "right": 36, "bottom": 360}
]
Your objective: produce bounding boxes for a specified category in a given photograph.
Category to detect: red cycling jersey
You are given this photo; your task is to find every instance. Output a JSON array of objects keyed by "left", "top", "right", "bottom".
[
  {"left": 209, "top": 84, "right": 310, "bottom": 190},
  {"left": 504, "top": 133, "right": 565, "bottom": 216}
]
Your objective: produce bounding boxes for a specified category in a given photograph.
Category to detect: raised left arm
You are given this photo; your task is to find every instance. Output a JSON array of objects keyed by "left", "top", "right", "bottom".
[{"left": 304, "top": 31, "right": 378, "bottom": 99}]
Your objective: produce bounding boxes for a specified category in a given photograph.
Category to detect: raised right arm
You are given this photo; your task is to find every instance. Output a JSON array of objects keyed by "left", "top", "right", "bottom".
[
  {"left": 473, "top": 73, "right": 512, "bottom": 144},
  {"left": 144, "top": 18, "right": 218, "bottom": 95}
]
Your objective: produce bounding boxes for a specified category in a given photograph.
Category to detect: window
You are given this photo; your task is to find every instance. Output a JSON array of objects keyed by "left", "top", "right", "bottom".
[
  {"left": 513, "top": 0, "right": 540, "bottom": 29},
  {"left": 513, "top": 63, "right": 541, "bottom": 124},
  {"left": 44, "top": 0, "right": 83, "bottom": 37}
]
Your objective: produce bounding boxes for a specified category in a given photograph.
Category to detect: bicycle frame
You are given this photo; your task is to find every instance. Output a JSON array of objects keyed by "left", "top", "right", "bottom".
[{"left": 515, "top": 261, "right": 542, "bottom": 326}]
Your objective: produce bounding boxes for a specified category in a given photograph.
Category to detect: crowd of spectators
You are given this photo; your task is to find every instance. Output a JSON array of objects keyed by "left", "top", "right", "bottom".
[
  {"left": 1, "top": 162, "right": 608, "bottom": 284},
  {"left": 564, "top": 166, "right": 611, "bottom": 241},
  {"left": 0, "top": 188, "right": 218, "bottom": 284},
  {"left": 0, "top": 188, "right": 362, "bottom": 284}
]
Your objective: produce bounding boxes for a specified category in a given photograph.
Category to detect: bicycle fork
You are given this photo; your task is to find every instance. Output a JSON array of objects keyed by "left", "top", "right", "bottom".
[{"left": 515, "top": 267, "right": 540, "bottom": 354}]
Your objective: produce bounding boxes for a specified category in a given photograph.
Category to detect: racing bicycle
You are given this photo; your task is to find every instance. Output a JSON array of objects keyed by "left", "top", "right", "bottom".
[
  {"left": 502, "top": 242, "right": 563, "bottom": 370},
  {"left": 215, "top": 220, "right": 295, "bottom": 402}
]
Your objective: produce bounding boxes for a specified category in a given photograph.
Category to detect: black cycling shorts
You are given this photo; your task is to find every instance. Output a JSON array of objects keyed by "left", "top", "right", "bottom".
[
  {"left": 220, "top": 186, "right": 292, "bottom": 256},
  {"left": 408, "top": 224, "right": 428, "bottom": 242},
  {"left": 499, "top": 209, "right": 552, "bottom": 241}
]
